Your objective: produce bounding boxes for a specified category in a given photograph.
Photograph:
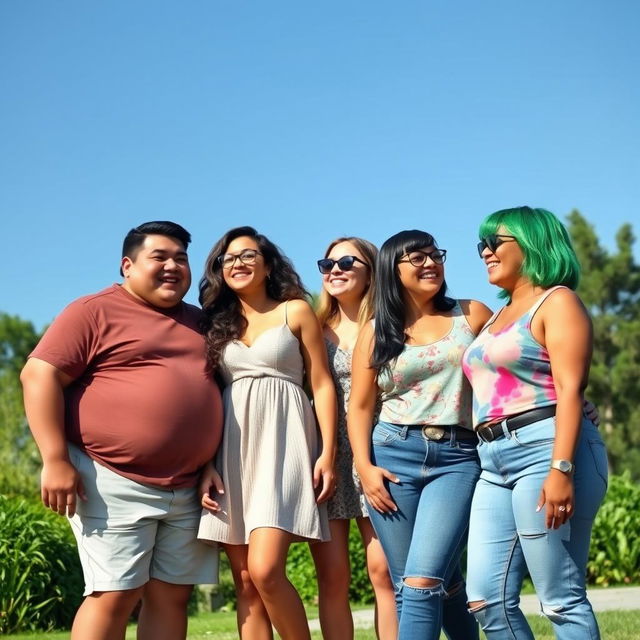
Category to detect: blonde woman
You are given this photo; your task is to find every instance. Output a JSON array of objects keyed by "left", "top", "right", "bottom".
[{"left": 311, "top": 237, "right": 398, "bottom": 640}]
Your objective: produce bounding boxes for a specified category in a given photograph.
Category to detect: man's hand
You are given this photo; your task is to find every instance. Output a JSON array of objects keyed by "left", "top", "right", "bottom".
[{"left": 41, "top": 458, "right": 86, "bottom": 517}]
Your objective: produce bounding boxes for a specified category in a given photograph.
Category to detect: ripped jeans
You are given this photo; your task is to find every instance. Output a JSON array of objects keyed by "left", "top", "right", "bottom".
[
  {"left": 466, "top": 417, "right": 608, "bottom": 639},
  {"left": 367, "top": 422, "right": 481, "bottom": 640}
]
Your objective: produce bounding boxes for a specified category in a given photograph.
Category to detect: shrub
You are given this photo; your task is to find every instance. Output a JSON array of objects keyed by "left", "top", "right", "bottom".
[
  {"left": 286, "top": 520, "right": 374, "bottom": 605},
  {"left": 0, "top": 495, "right": 83, "bottom": 633},
  {"left": 588, "top": 472, "right": 640, "bottom": 586}
]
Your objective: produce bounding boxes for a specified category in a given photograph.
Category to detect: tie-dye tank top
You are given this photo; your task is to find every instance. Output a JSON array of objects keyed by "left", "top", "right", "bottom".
[
  {"left": 377, "top": 301, "right": 475, "bottom": 429},
  {"left": 462, "top": 287, "right": 563, "bottom": 427}
]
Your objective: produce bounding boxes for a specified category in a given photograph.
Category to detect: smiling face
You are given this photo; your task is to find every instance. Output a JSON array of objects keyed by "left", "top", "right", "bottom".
[
  {"left": 322, "top": 241, "right": 371, "bottom": 303},
  {"left": 121, "top": 234, "right": 191, "bottom": 308},
  {"left": 221, "top": 235, "right": 269, "bottom": 295},
  {"left": 481, "top": 226, "right": 526, "bottom": 289},
  {"left": 396, "top": 245, "right": 445, "bottom": 300}
]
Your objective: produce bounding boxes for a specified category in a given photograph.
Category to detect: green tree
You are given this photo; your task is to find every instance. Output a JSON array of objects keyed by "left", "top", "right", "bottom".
[
  {"left": 0, "top": 312, "right": 41, "bottom": 496},
  {"left": 0, "top": 312, "right": 40, "bottom": 377},
  {"left": 567, "top": 210, "right": 640, "bottom": 478}
]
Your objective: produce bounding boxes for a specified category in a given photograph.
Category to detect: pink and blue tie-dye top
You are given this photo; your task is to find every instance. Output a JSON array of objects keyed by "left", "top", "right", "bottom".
[
  {"left": 462, "top": 287, "right": 563, "bottom": 427},
  {"left": 377, "top": 302, "right": 475, "bottom": 429}
]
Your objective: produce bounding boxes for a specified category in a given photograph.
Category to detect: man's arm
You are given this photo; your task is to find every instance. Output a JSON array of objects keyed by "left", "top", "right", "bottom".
[{"left": 20, "top": 357, "right": 86, "bottom": 516}]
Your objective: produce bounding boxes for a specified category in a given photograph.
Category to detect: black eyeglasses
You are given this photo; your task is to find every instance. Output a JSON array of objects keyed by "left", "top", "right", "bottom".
[
  {"left": 477, "top": 234, "right": 517, "bottom": 257},
  {"left": 317, "top": 255, "right": 368, "bottom": 274},
  {"left": 397, "top": 249, "right": 447, "bottom": 267},
  {"left": 218, "top": 249, "right": 262, "bottom": 269}
]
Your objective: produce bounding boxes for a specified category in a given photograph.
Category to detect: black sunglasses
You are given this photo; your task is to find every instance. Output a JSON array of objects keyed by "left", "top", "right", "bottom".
[
  {"left": 477, "top": 234, "right": 517, "bottom": 257},
  {"left": 317, "top": 255, "right": 367, "bottom": 274}
]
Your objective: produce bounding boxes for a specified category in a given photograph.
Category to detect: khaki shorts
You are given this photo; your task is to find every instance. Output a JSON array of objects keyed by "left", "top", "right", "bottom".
[{"left": 68, "top": 444, "right": 218, "bottom": 595}]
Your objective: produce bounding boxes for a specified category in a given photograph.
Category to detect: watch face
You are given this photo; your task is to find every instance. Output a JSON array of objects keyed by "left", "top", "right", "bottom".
[{"left": 555, "top": 460, "right": 572, "bottom": 472}]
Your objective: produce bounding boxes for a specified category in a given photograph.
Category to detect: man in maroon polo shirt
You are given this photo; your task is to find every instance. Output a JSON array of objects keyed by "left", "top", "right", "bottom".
[{"left": 21, "top": 221, "right": 223, "bottom": 640}]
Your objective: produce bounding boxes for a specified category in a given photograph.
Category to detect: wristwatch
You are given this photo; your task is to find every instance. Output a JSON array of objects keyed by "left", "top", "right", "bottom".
[{"left": 550, "top": 459, "right": 574, "bottom": 474}]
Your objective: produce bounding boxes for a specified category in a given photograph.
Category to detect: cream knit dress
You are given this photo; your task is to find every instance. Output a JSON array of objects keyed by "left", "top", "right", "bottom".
[{"left": 198, "top": 309, "right": 330, "bottom": 544}]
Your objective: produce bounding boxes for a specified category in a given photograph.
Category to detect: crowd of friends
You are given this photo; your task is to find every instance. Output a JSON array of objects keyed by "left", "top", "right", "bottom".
[{"left": 22, "top": 206, "right": 608, "bottom": 640}]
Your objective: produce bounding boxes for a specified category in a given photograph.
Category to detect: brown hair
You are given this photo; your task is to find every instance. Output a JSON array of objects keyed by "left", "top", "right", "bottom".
[{"left": 199, "top": 226, "right": 308, "bottom": 371}]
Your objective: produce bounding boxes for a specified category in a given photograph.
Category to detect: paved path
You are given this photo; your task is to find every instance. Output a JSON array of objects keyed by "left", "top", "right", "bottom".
[{"left": 309, "top": 587, "right": 640, "bottom": 631}]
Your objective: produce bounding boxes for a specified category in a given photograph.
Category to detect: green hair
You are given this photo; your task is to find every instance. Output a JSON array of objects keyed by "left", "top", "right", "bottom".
[{"left": 479, "top": 206, "right": 580, "bottom": 299}]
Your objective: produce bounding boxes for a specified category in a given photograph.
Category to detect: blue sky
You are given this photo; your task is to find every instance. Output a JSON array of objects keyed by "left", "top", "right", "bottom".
[{"left": 2, "top": 1, "right": 639, "bottom": 330}]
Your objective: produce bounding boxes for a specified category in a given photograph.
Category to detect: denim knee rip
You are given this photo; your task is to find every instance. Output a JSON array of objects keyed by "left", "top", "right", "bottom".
[{"left": 400, "top": 578, "right": 446, "bottom": 598}]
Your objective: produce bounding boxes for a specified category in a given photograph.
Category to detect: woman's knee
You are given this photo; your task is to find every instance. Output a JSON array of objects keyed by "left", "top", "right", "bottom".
[
  {"left": 316, "top": 559, "right": 351, "bottom": 594},
  {"left": 247, "top": 558, "right": 286, "bottom": 593},
  {"left": 231, "top": 565, "right": 261, "bottom": 599}
]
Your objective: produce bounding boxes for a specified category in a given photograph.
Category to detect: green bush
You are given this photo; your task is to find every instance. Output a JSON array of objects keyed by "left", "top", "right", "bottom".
[
  {"left": 286, "top": 520, "right": 374, "bottom": 605},
  {"left": 0, "top": 495, "right": 83, "bottom": 633},
  {"left": 588, "top": 472, "right": 640, "bottom": 586}
]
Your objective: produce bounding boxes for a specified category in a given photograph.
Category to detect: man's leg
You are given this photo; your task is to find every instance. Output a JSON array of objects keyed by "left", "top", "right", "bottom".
[
  {"left": 137, "top": 579, "right": 193, "bottom": 640},
  {"left": 71, "top": 587, "right": 144, "bottom": 640}
]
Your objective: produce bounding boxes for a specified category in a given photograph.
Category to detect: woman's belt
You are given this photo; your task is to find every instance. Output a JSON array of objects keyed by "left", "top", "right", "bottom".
[{"left": 476, "top": 405, "right": 557, "bottom": 443}]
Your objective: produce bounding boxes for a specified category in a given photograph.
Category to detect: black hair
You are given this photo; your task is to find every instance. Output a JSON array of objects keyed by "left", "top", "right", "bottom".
[
  {"left": 199, "top": 226, "right": 308, "bottom": 371},
  {"left": 120, "top": 221, "right": 191, "bottom": 276},
  {"left": 371, "top": 229, "right": 455, "bottom": 370}
]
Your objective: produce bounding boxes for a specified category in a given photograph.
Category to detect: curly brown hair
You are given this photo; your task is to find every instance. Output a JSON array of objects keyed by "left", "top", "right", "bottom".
[{"left": 199, "top": 226, "right": 309, "bottom": 371}]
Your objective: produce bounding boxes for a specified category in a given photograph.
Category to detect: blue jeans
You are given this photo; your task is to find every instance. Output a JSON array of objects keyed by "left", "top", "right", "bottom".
[
  {"left": 466, "top": 417, "right": 608, "bottom": 639},
  {"left": 367, "top": 421, "right": 481, "bottom": 640}
]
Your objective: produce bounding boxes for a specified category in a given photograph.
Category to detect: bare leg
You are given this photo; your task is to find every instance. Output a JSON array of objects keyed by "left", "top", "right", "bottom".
[
  {"left": 137, "top": 578, "right": 192, "bottom": 640},
  {"left": 248, "top": 527, "right": 311, "bottom": 640},
  {"left": 309, "top": 519, "right": 354, "bottom": 640},
  {"left": 357, "top": 516, "right": 398, "bottom": 640},
  {"left": 224, "top": 544, "right": 273, "bottom": 640},
  {"left": 71, "top": 587, "right": 144, "bottom": 640}
]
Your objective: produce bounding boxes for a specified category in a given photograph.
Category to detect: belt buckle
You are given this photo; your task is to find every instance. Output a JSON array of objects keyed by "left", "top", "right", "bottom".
[
  {"left": 478, "top": 425, "right": 495, "bottom": 443},
  {"left": 422, "top": 426, "right": 446, "bottom": 441}
]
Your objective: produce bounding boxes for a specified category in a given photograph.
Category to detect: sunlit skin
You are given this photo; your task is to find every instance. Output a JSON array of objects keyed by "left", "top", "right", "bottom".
[
  {"left": 200, "top": 235, "right": 337, "bottom": 640},
  {"left": 311, "top": 240, "right": 398, "bottom": 640},
  {"left": 121, "top": 234, "right": 191, "bottom": 308}
]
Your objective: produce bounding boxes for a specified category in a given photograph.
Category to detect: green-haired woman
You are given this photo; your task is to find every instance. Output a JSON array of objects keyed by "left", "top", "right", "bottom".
[{"left": 462, "top": 206, "right": 608, "bottom": 639}]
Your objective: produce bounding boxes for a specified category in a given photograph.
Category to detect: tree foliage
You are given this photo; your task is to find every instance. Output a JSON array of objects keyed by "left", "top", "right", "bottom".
[
  {"left": 0, "top": 312, "right": 41, "bottom": 496},
  {"left": 0, "top": 312, "right": 40, "bottom": 377},
  {"left": 567, "top": 210, "right": 640, "bottom": 478}
]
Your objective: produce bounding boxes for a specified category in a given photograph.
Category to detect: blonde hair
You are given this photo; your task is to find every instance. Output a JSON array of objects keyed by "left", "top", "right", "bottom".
[{"left": 316, "top": 236, "right": 378, "bottom": 330}]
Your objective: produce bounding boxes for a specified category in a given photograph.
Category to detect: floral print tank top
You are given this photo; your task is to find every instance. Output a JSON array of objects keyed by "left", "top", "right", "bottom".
[
  {"left": 377, "top": 301, "right": 475, "bottom": 428},
  {"left": 462, "top": 287, "right": 563, "bottom": 427}
]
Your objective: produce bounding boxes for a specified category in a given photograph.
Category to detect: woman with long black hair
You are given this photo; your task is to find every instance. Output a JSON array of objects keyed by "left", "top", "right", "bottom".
[{"left": 348, "top": 229, "right": 492, "bottom": 640}]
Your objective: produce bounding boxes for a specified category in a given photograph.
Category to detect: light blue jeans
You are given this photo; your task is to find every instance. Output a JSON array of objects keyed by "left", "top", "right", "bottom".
[
  {"left": 367, "top": 421, "right": 481, "bottom": 640},
  {"left": 466, "top": 417, "right": 608, "bottom": 639}
]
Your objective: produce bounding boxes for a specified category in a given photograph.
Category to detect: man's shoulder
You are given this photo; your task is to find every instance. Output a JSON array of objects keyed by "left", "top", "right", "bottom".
[{"left": 69, "top": 285, "right": 122, "bottom": 310}]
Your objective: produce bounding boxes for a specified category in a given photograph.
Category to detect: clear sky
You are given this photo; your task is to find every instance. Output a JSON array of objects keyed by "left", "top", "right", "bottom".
[{"left": 2, "top": 1, "right": 639, "bottom": 330}]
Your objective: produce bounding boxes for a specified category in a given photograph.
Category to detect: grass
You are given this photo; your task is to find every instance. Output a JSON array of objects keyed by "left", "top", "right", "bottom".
[{"left": 5, "top": 609, "right": 640, "bottom": 640}]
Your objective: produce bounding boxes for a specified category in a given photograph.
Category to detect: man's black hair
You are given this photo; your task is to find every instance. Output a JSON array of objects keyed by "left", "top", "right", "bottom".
[{"left": 120, "top": 221, "right": 191, "bottom": 276}]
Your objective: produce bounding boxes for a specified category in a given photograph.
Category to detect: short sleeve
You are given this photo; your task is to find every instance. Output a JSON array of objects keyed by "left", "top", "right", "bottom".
[{"left": 30, "top": 298, "right": 101, "bottom": 379}]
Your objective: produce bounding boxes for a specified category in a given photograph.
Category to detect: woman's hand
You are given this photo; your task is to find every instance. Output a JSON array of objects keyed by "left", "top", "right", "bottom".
[
  {"left": 537, "top": 470, "right": 575, "bottom": 529},
  {"left": 358, "top": 463, "right": 400, "bottom": 514},
  {"left": 314, "top": 454, "right": 336, "bottom": 503},
  {"left": 199, "top": 461, "right": 225, "bottom": 513},
  {"left": 583, "top": 398, "right": 600, "bottom": 426}
]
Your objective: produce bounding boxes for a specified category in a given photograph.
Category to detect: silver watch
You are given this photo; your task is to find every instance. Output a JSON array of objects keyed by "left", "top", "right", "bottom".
[{"left": 550, "top": 459, "right": 574, "bottom": 474}]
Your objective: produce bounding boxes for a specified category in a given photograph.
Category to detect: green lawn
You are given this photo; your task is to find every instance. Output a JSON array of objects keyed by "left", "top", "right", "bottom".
[{"left": 6, "top": 609, "right": 640, "bottom": 640}]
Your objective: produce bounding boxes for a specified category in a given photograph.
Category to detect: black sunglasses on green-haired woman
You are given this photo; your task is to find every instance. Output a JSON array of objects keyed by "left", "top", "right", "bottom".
[{"left": 477, "top": 234, "right": 517, "bottom": 258}]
